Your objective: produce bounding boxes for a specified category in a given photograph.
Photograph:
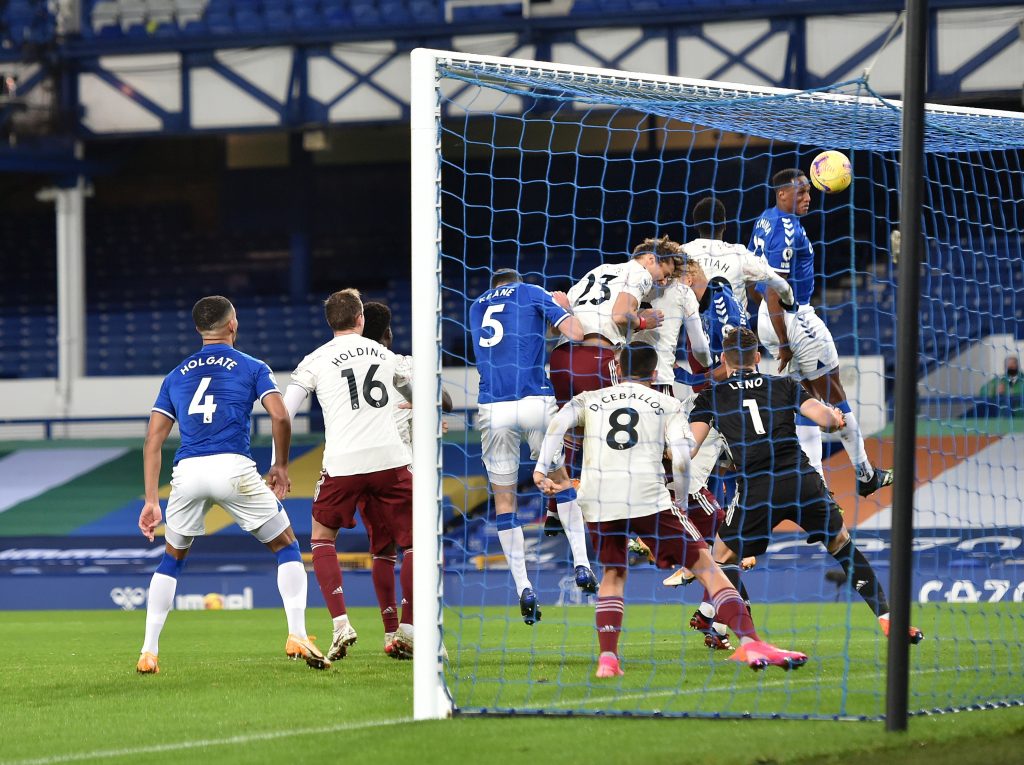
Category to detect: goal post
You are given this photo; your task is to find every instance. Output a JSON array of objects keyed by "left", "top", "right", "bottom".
[{"left": 410, "top": 47, "right": 1024, "bottom": 722}]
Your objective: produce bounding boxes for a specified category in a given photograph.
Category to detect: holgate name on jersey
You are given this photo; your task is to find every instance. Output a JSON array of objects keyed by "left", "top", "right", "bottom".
[
  {"left": 591, "top": 389, "right": 666, "bottom": 413},
  {"left": 329, "top": 345, "right": 388, "bottom": 366},
  {"left": 179, "top": 356, "right": 239, "bottom": 375}
]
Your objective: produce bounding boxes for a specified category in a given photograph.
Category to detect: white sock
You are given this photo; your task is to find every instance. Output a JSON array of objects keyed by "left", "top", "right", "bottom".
[
  {"left": 556, "top": 499, "right": 591, "bottom": 569},
  {"left": 277, "top": 560, "right": 308, "bottom": 638},
  {"left": 141, "top": 572, "right": 177, "bottom": 655},
  {"left": 796, "top": 424, "right": 825, "bottom": 481},
  {"left": 497, "top": 524, "right": 532, "bottom": 595},
  {"left": 836, "top": 408, "right": 874, "bottom": 481},
  {"left": 698, "top": 601, "right": 715, "bottom": 619},
  {"left": 332, "top": 613, "right": 350, "bottom": 633}
]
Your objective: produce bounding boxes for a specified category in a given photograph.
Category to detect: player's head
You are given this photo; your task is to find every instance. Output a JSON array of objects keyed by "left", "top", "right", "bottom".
[
  {"left": 632, "top": 235, "right": 684, "bottom": 283},
  {"left": 722, "top": 327, "right": 761, "bottom": 371},
  {"left": 678, "top": 258, "right": 708, "bottom": 291},
  {"left": 616, "top": 342, "right": 659, "bottom": 383},
  {"left": 1006, "top": 355, "right": 1020, "bottom": 380},
  {"left": 773, "top": 168, "right": 811, "bottom": 216},
  {"left": 491, "top": 268, "right": 521, "bottom": 288},
  {"left": 324, "top": 288, "right": 364, "bottom": 335},
  {"left": 691, "top": 197, "right": 727, "bottom": 240},
  {"left": 362, "top": 301, "right": 392, "bottom": 348},
  {"left": 192, "top": 295, "right": 237, "bottom": 343}
]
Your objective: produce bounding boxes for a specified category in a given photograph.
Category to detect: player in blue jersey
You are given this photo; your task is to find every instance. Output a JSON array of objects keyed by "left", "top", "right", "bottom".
[
  {"left": 135, "top": 296, "right": 327, "bottom": 674},
  {"left": 470, "top": 268, "right": 596, "bottom": 624},
  {"left": 750, "top": 169, "right": 893, "bottom": 497}
]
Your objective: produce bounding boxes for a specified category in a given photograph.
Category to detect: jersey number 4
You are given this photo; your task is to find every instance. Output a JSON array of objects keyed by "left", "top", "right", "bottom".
[
  {"left": 341, "top": 364, "right": 390, "bottom": 410},
  {"left": 188, "top": 377, "right": 217, "bottom": 424}
]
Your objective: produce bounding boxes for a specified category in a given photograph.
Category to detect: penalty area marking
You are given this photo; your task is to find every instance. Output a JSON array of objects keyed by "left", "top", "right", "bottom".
[{"left": 3, "top": 717, "right": 414, "bottom": 765}]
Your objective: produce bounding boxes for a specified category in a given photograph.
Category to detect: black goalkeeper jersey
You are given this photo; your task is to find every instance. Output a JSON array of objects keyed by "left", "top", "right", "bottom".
[{"left": 690, "top": 370, "right": 814, "bottom": 480}]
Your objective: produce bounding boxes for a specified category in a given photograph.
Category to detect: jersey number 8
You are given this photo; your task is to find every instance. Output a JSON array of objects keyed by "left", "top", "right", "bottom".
[{"left": 606, "top": 407, "right": 640, "bottom": 450}]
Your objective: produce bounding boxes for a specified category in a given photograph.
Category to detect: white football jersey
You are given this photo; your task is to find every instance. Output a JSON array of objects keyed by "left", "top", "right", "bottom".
[
  {"left": 562, "top": 260, "right": 655, "bottom": 345},
  {"left": 683, "top": 238, "right": 787, "bottom": 313},
  {"left": 565, "top": 382, "right": 691, "bottom": 522},
  {"left": 393, "top": 353, "right": 413, "bottom": 446},
  {"left": 291, "top": 335, "right": 411, "bottom": 476},
  {"left": 643, "top": 281, "right": 701, "bottom": 386}
]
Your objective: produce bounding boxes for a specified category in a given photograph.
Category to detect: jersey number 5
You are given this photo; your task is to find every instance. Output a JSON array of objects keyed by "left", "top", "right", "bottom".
[
  {"left": 188, "top": 377, "right": 217, "bottom": 424},
  {"left": 341, "top": 364, "right": 390, "bottom": 410},
  {"left": 479, "top": 304, "right": 505, "bottom": 348},
  {"left": 742, "top": 399, "right": 767, "bottom": 435},
  {"left": 606, "top": 407, "right": 640, "bottom": 450}
]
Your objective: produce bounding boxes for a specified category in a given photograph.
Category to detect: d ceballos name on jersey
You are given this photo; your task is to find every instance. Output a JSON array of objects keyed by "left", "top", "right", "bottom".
[
  {"left": 179, "top": 356, "right": 239, "bottom": 375},
  {"left": 592, "top": 390, "right": 665, "bottom": 413},
  {"left": 330, "top": 345, "right": 387, "bottom": 367}
]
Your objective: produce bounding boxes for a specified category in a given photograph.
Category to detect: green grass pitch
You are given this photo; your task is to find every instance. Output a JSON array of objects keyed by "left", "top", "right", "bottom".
[{"left": 0, "top": 605, "right": 1022, "bottom": 765}]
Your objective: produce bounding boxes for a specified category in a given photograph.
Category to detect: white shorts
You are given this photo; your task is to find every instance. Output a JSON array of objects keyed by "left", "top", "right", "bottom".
[
  {"left": 165, "top": 454, "right": 282, "bottom": 537},
  {"left": 757, "top": 303, "right": 839, "bottom": 381},
  {"left": 477, "top": 396, "right": 562, "bottom": 485}
]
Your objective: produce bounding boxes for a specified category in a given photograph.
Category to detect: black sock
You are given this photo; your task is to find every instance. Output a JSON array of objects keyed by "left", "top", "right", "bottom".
[{"left": 831, "top": 540, "right": 889, "bottom": 617}]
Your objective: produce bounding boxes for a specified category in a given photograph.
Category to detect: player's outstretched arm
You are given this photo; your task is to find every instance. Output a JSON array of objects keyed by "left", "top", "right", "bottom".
[
  {"left": 611, "top": 292, "right": 663, "bottom": 334},
  {"left": 667, "top": 415, "right": 694, "bottom": 497},
  {"left": 262, "top": 392, "right": 292, "bottom": 500},
  {"left": 556, "top": 315, "right": 585, "bottom": 342},
  {"left": 139, "top": 412, "right": 174, "bottom": 542},
  {"left": 800, "top": 398, "right": 845, "bottom": 432},
  {"left": 533, "top": 402, "right": 581, "bottom": 494},
  {"left": 742, "top": 253, "right": 795, "bottom": 308}
]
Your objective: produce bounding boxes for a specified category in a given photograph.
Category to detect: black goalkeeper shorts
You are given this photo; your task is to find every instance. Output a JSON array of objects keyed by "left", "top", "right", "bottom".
[{"left": 719, "top": 470, "right": 845, "bottom": 558}]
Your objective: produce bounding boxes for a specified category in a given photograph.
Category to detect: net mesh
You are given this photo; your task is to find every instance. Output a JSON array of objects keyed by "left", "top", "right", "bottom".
[{"left": 431, "top": 55, "right": 1024, "bottom": 720}]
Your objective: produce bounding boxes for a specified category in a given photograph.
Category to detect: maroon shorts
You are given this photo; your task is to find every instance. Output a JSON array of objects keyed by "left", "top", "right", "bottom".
[
  {"left": 549, "top": 344, "right": 617, "bottom": 405},
  {"left": 588, "top": 508, "right": 707, "bottom": 571},
  {"left": 687, "top": 348, "right": 711, "bottom": 394},
  {"left": 313, "top": 466, "right": 412, "bottom": 550},
  {"left": 685, "top": 486, "right": 725, "bottom": 542}
]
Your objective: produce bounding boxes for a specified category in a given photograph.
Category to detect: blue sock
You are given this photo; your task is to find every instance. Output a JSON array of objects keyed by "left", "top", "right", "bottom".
[
  {"left": 496, "top": 514, "right": 520, "bottom": 531},
  {"left": 275, "top": 540, "right": 302, "bottom": 566},
  {"left": 553, "top": 486, "right": 577, "bottom": 504},
  {"left": 155, "top": 552, "right": 185, "bottom": 578},
  {"left": 835, "top": 400, "right": 853, "bottom": 414}
]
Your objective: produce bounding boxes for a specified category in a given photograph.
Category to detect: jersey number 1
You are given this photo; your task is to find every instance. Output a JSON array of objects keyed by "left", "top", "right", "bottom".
[
  {"left": 742, "top": 399, "right": 766, "bottom": 435},
  {"left": 188, "top": 377, "right": 217, "bottom": 424}
]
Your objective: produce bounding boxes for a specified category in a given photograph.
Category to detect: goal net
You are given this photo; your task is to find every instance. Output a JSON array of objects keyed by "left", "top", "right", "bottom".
[{"left": 410, "top": 49, "right": 1024, "bottom": 721}]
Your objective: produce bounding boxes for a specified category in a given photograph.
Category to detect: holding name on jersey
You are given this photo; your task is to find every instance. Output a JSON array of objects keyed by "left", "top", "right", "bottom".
[{"left": 809, "top": 150, "right": 852, "bottom": 194}]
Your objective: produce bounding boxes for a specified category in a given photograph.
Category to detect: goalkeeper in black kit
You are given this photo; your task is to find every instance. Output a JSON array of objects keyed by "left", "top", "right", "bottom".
[{"left": 687, "top": 328, "right": 924, "bottom": 644}]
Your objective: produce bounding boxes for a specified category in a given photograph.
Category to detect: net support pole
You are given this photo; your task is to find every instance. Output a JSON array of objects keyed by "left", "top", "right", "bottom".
[
  {"left": 410, "top": 47, "right": 452, "bottom": 721},
  {"left": 887, "top": 0, "right": 927, "bottom": 733}
]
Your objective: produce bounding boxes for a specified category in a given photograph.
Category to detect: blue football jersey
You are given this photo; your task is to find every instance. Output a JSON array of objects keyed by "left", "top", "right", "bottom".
[
  {"left": 701, "top": 277, "right": 748, "bottom": 359},
  {"left": 470, "top": 282, "right": 569, "bottom": 404},
  {"left": 748, "top": 206, "right": 815, "bottom": 305},
  {"left": 152, "top": 343, "right": 279, "bottom": 464}
]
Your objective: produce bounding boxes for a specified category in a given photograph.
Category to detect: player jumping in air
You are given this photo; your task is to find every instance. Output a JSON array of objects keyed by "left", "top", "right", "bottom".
[
  {"left": 545, "top": 237, "right": 682, "bottom": 533},
  {"left": 469, "top": 269, "right": 597, "bottom": 625},
  {"left": 283, "top": 289, "right": 414, "bottom": 662},
  {"left": 688, "top": 328, "right": 923, "bottom": 644},
  {"left": 136, "top": 295, "right": 328, "bottom": 673},
  {"left": 535, "top": 343, "right": 809, "bottom": 677},
  {"left": 750, "top": 169, "right": 893, "bottom": 495}
]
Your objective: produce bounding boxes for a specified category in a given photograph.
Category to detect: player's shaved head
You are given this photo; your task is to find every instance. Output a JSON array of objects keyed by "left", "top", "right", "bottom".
[
  {"left": 722, "top": 327, "right": 760, "bottom": 369},
  {"left": 325, "top": 288, "right": 363, "bottom": 332},
  {"left": 692, "top": 197, "right": 726, "bottom": 240},
  {"left": 362, "top": 301, "right": 392, "bottom": 346},
  {"left": 192, "top": 296, "right": 235, "bottom": 333},
  {"left": 618, "top": 343, "right": 659, "bottom": 380},
  {"left": 773, "top": 168, "right": 807, "bottom": 189},
  {"left": 491, "top": 269, "right": 521, "bottom": 288}
]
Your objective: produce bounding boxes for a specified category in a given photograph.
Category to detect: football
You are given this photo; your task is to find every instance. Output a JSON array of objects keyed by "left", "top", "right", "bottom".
[{"left": 809, "top": 149, "right": 852, "bottom": 193}]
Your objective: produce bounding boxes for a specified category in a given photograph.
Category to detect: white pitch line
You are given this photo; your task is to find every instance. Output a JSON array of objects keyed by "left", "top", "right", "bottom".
[
  {"left": 2, "top": 717, "right": 414, "bottom": 765},
  {"left": 544, "top": 661, "right": 1016, "bottom": 710}
]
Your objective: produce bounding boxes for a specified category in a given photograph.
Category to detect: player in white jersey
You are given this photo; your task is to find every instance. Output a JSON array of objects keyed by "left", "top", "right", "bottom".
[
  {"left": 643, "top": 269, "right": 711, "bottom": 393},
  {"left": 534, "top": 344, "right": 808, "bottom": 677},
  {"left": 358, "top": 301, "right": 453, "bottom": 657},
  {"left": 547, "top": 237, "right": 681, "bottom": 532},
  {"left": 283, "top": 289, "right": 414, "bottom": 663},
  {"left": 682, "top": 197, "right": 794, "bottom": 316}
]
